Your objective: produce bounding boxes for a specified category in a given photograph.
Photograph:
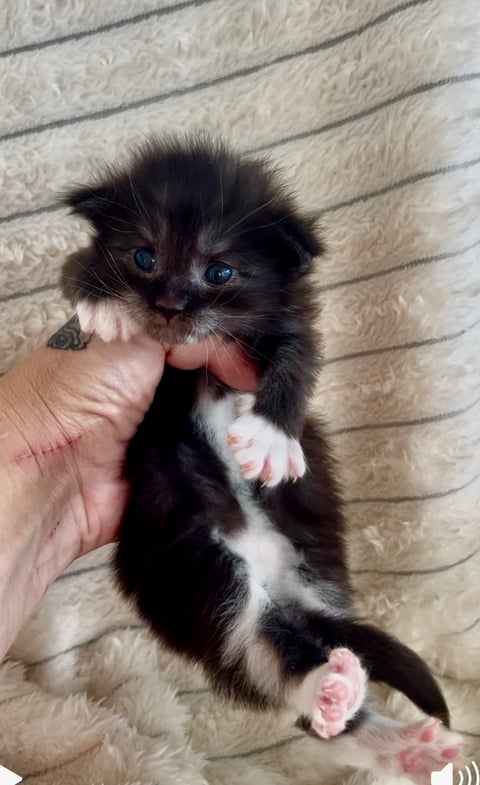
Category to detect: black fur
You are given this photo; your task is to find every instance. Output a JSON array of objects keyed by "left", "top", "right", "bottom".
[{"left": 61, "top": 136, "right": 450, "bottom": 730}]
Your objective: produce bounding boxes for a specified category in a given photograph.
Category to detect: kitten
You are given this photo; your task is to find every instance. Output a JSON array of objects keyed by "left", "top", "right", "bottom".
[{"left": 61, "top": 137, "right": 462, "bottom": 781}]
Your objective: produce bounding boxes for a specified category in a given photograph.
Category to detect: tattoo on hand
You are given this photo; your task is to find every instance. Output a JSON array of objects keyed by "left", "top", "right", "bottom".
[{"left": 47, "top": 316, "right": 91, "bottom": 350}]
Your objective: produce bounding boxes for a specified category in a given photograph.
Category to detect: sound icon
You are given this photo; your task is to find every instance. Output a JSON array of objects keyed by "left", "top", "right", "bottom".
[
  {"left": 0, "top": 764, "right": 22, "bottom": 785},
  {"left": 431, "top": 762, "right": 480, "bottom": 785}
]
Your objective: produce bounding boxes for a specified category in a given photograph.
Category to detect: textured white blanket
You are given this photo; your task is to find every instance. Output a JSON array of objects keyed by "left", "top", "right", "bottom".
[{"left": 0, "top": 1, "right": 479, "bottom": 782}]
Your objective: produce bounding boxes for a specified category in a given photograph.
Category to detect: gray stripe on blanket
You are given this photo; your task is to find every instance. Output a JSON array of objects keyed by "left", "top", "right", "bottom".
[
  {"left": 345, "top": 471, "right": 479, "bottom": 505},
  {"left": 20, "top": 743, "right": 105, "bottom": 781},
  {"left": 0, "top": 0, "right": 433, "bottom": 144},
  {"left": 352, "top": 546, "right": 479, "bottom": 576},
  {"left": 2, "top": 154, "right": 479, "bottom": 230},
  {"left": 26, "top": 623, "right": 146, "bottom": 666},
  {"left": 318, "top": 157, "right": 480, "bottom": 216},
  {"left": 55, "top": 562, "right": 111, "bottom": 581},
  {"left": 251, "top": 73, "right": 480, "bottom": 155},
  {"left": 324, "top": 317, "right": 480, "bottom": 365},
  {"left": 318, "top": 238, "right": 480, "bottom": 293},
  {"left": 0, "top": 0, "right": 214, "bottom": 58},
  {"left": 207, "top": 734, "right": 305, "bottom": 761},
  {"left": 2, "top": 236, "right": 478, "bottom": 303},
  {"left": 329, "top": 394, "right": 480, "bottom": 436}
]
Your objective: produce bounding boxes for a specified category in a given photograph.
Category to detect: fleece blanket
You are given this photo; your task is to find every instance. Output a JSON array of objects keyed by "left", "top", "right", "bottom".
[{"left": 0, "top": 1, "right": 479, "bottom": 782}]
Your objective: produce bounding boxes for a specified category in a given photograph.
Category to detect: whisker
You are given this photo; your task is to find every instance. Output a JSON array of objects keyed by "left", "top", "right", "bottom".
[
  {"left": 206, "top": 283, "right": 225, "bottom": 311},
  {"left": 218, "top": 169, "right": 224, "bottom": 227},
  {"left": 128, "top": 175, "right": 149, "bottom": 223},
  {"left": 229, "top": 216, "right": 288, "bottom": 237},
  {"left": 64, "top": 259, "right": 125, "bottom": 301},
  {"left": 219, "top": 328, "right": 271, "bottom": 363},
  {"left": 81, "top": 193, "right": 146, "bottom": 221},
  {"left": 100, "top": 245, "right": 129, "bottom": 289},
  {"left": 62, "top": 283, "right": 124, "bottom": 303},
  {"left": 223, "top": 195, "right": 278, "bottom": 236},
  {"left": 101, "top": 220, "right": 139, "bottom": 234},
  {"left": 210, "top": 328, "right": 233, "bottom": 386},
  {"left": 204, "top": 331, "right": 210, "bottom": 386},
  {"left": 70, "top": 258, "right": 129, "bottom": 302},
  {"left": 212, "top": 281, "right": 249, "bottom": 310},
  {"left": 218, "top": 329, "right": 243, "bottom": 381}
]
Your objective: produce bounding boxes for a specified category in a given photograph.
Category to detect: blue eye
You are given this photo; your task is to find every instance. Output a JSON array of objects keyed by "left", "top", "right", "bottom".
[
  {"left": 134, "top": 248, "right": 156, "bottom": 272},
  {"left": 204, "top": 263, "right": 233, "bottom": 285}
]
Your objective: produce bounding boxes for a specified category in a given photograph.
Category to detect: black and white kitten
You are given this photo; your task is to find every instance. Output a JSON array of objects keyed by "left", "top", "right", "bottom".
[{"left": 61, "top": 137, "right": 462, "bottom": 781}]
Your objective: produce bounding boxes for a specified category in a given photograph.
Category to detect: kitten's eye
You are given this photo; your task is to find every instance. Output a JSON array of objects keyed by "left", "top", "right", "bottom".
[
  {"left": 133, "top": 248, "right": 156, "bottom": 272},
  {"left": 204, "top": 263, "right": 233, "bottom": 285}
]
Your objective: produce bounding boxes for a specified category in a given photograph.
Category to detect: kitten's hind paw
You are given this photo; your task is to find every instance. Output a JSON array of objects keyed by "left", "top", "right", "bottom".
[
  {"left": 330, "top": 713, "right": 463, "bottom": 785},
  {"left": 227, "top": 394, "right": 306, "bottom": 487},
  {"left": 356, "top": 717, "right": 463, "bottom": 784},
  {"left": 391, "top": 719, "right": 463, "bottom": 785},
  {"left": 303, "top": 648, "right": 367, "bottom": 739}
]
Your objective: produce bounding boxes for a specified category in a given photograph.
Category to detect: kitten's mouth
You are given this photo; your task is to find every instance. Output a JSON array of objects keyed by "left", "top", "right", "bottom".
[
  {"left": 145, "top": 311, "right": 215, "bottom": 345},
  {"left": 88, "top": 294, "right": 218, "bottom": 346}
]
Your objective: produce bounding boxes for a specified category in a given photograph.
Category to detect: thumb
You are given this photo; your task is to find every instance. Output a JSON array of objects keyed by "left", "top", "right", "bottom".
[{"left": 166, "top": 336, "right": 257, "bottom": 391}]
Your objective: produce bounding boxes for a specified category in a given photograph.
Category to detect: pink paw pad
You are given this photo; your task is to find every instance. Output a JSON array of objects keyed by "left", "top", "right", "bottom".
[
  {"left": 227, "top": 393, "right": 306, "bottom": 487},
  {"left": 394, "top": 718, "right": 463, "bottom": 782},
  {"left": 311, "top": 648, "right": 367, "bottom": 739},
  {"left": 227, "top": 432, "right": 245, "bottom": 447}
]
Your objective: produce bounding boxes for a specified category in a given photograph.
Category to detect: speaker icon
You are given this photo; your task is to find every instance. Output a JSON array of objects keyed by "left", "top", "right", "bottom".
[
  {"left": 0, "top": 765, "right": 22, "bottom": 785},
  {"left": 431, "top": 762, "right": 480, "bottom": 785}
]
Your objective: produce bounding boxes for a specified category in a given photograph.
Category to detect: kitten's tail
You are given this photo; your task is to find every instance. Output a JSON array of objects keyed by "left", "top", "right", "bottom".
[{"left": 322, "top": 618, "right": 450, "bottom": 726}]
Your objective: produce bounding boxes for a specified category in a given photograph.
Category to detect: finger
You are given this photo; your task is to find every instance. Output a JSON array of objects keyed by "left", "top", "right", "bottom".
[{"left": 166, "top": 337, "right": 257, "bottom": 391}]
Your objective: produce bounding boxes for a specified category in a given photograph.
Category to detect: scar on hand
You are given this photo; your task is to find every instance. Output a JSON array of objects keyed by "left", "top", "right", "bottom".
[{"left": 14, "top": 435, "right": 81, "bottom": 465}]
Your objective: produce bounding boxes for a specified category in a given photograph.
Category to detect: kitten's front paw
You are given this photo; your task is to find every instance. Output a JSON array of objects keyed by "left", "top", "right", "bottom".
[
  {"left": 76, "top": 299, "right": 141, "bottom": 342},
  {"left": 227, "top": 393, "right": 306, "bottom": 487}
]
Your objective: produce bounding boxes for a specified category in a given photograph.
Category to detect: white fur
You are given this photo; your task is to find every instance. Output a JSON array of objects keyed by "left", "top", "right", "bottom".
[
  {"left": 195, "top": 389, "right": 341, "bottom": 704},
  {"left": 196, "top": 390, "right": 331, "bottom": 606},
  {"left": 76, "top": 299, "right": 141, "bottom": 342},
  {"left": 326, "top": 713, "right": 463, "bottom": 783},
  {"left": 3, "top": 0, "right": 479, "bottom": 781},
  {"left": 292, "top": 648, "right": 367, "bottom": 738},
  {"left": 221, "top": 580, "right": 282, "bottom": 697},
  {"left": 196, "top": 392, "right": 297, "bottom": 590},
  {"left": 227, "top": 393, "right": 306, "bottom": 487}
]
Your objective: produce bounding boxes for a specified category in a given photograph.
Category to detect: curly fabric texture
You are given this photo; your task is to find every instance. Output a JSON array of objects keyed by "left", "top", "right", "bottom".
[{"left": 0, "top": 1, "right": 479, "bottom": 782}]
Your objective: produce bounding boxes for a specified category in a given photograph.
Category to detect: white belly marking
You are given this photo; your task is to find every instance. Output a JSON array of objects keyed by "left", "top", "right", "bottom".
[{"left": 195, "top": 391, "right": 300, "bottom": 595}]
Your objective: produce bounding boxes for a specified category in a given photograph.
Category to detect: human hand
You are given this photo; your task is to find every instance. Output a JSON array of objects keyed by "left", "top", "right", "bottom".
[{"left": 0, "top": 318, "right": 256, "bottom": 656}]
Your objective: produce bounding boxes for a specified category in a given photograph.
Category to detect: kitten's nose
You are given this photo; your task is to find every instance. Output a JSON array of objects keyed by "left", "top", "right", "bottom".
[{"left": 154, "top": 294, "right": 188, "bottom": 320}]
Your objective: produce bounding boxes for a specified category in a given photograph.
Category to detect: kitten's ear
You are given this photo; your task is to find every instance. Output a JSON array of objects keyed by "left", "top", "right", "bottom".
[
  {"left": 274, "top": 212, "right": 322, "bottom": 275},
  {"left": 63, "top": 184, "right": 111, "bottom": 220}
]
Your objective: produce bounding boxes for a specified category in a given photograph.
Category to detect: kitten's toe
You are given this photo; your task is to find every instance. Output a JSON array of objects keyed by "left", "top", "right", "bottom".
[
  {"left": 292, "top": 648, "right": 367, "bottom": 740},
  {"left": 287, "top": 437, "right": 306, "bottom": 480},
  {"left": 329, "top": 715, "right": 463, "bottom": 784},
  {"left": 311, "top": 648, "right": 367, "bottom": 738},
  {"left": 392, "top": 720, "right": 463, "bottom": 784},
  {"left": 234, "top": 450, "right": 266, "bottom": 481},
  {"left": 76, "top": 299, "right": 141, "bottom": 342},
  {"left": 235, "top": 393, "right": 256, "bottom": 416},
  {"left": 227, "top": 412, "right": 305, "bottom": 487}
]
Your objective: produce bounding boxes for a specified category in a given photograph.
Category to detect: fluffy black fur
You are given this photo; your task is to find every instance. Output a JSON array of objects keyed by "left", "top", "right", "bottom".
[{"left": 61, "top": 137, "right": 450, "bottom": 729}]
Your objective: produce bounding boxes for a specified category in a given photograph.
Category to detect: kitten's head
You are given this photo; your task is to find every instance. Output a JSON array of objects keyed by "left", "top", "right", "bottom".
[{"left": 62, "top": 137, "right": 321, "bottom": 344}]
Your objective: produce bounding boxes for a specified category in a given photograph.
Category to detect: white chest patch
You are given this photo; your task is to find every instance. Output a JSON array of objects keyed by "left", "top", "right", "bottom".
[
  {"left": 196, "top": 391, "right": 301, "bottom": 596},
  {"left": 227, "top": 498, "right": 299, "bottom": 590}
]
